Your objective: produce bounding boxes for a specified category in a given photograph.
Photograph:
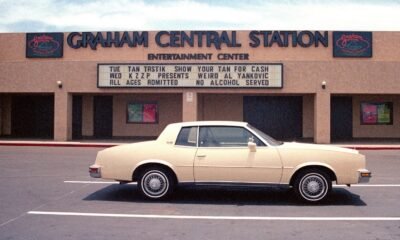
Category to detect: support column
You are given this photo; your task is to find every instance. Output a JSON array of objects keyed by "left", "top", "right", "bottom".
[
  {"left": 302, "top": 95, "right": 314, "bottom": 138},
  {"left": 314, "top": 92, "right": 331, "bottom": 144},
  {"left": 54, "top": 91, "right": 72, "bottom": 141},
  {"left": 82, "top": 95, "right": 94, "bottom": 137},
  {"left": 182, "top": 91, "right": 198, "bottom": 122}
]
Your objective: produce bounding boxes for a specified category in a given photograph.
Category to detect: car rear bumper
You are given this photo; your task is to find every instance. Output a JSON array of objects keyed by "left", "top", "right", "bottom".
[
  {"left": 89, "top": 165, "right": 101, "bottom": 178},
  {"left": 358, "top": 169, "right": 371, "bottom": 183}
]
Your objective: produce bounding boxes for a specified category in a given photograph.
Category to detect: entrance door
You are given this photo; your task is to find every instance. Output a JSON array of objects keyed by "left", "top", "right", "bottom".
[
  {"left": 331, "top": 96, "right": 353, "bottom": 140},
  {"left": 72, "top": 95, "right": 82, "bottom": 139},
  {"left": 243, "top": 96, "right": 302, "bottom": 141},
  {"left": 93, "top": 96, "right": 113, "bottom": 139},
  {"left": 11, "top": 95, "right": 54, "bottom": 138}
]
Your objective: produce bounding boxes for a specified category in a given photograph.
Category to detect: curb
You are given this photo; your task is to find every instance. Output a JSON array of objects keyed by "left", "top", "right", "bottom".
[
  {"left": 1, "top": 141, "right": 400, "bottom": 150},
  {"left": 0, "top": 142, "right": 118, "bottom": 148}
]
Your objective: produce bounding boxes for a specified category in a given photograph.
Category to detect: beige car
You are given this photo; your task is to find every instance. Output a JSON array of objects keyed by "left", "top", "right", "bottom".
[{"left": 89, "top": 121, "right": 371, "bottom": 203}]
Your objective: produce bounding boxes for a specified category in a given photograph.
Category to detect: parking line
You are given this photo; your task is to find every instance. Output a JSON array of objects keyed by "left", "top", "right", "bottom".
[
  {"left": 335, "top": 184, "right": 400, "bottom": 187},
  {"left": 27, "top": 211, "right": 400, "bottom": 221},
  {"left": 64, "top": 181, "right": 400, "bottom": 187}
]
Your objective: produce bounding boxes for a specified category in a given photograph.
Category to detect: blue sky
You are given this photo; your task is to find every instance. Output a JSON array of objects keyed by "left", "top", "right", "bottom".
[{"left": 0, "top": 0, "right": 399, "bottom": 32}]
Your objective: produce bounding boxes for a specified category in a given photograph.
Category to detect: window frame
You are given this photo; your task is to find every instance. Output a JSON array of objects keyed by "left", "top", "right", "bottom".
[
  {"left": 175, "top": 126, "right": 199, "bottom": 147},
  {"left": 198, "top": 125, "right": 266, "bottom": 148},
  {"left": 126, "top": 102, "right": 159, "bottom": 124},
  {"left": 360, "top": 102, "right": 393, "bottom": 125}
]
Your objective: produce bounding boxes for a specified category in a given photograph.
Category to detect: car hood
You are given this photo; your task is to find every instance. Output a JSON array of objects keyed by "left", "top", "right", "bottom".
[{"left": 278, "top": 142, "right": 359, "bottom": 154}]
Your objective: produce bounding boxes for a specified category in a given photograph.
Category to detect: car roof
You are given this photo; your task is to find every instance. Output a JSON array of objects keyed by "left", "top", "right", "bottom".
[
  {"left": 168, "top": 121, "right": 249, "bottom": 127},
  {"left": 157, "top": 121, "right": 250, "bottom": 144}
]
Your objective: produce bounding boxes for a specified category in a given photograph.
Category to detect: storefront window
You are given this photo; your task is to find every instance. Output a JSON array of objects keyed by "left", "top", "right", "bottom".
[
  {"left": 361, "top": 102, "right": 393, "bottom": 125},
  {"left": 127, "top": 102, "right": 158, "bottom": 123}
]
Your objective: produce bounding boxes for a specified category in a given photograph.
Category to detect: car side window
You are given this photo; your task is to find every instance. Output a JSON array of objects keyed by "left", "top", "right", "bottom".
[
  {"left": 175, "top": 127, "right": 198, "bottom": 147},
  {"left": 199, "top": 126, "right": 265, "bottom": 147}
]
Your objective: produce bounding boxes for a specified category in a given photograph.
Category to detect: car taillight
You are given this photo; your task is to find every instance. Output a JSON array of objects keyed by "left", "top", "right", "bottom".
[{"left": 361, "top": 172, "right": 371, "bottom": 178}]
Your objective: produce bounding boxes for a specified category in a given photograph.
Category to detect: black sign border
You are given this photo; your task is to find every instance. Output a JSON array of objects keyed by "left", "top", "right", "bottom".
[
  {"left": 332, "top": 31, "right": 373, "bottom": 58},
  {"left": 26, "top": 32, "right": 64, "bottom": 58}
]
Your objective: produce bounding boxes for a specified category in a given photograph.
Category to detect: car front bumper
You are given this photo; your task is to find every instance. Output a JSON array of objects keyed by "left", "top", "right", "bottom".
[
  {"left": 358, "top": 169, "right": 371, "bottom": 183},
  {"left": 89, "top": 165, "right": 101, "bottom": 178}
]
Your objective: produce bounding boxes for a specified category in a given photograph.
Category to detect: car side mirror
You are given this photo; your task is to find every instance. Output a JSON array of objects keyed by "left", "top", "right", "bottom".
[{"left": 248, "top": 142, "right": 257, "bottom": 152}]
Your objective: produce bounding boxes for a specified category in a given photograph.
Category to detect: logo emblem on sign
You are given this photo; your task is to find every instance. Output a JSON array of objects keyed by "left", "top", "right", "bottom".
[
  {"left": 333, "top": 32, "right": 372, "bottom": 58},
  {"left": 28, "top": 34, "right": 60, "bottom": 55},
  {"left": 336, "top": 34, "right": 370, "bottom": 54},
  {"left": 26, "top": 33, "right": 64, "bottom": 58}
]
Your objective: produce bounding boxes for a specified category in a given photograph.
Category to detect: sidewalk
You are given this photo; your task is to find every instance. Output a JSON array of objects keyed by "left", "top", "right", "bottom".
[{"left": 0, "top": 139, "right": 400, "bottom": 150}]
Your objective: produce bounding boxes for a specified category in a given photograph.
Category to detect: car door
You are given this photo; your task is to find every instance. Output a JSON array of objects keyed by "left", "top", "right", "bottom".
[
  {"left": 172, "top": 126, "right": 199, "bottom": 182},
  {"left": 194, "top": 126, "right": 282, "bottom": 184}
]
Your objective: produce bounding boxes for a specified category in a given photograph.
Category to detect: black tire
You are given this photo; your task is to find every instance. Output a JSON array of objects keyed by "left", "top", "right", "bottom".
[
  {"left": 293, "top": 168, "right": 332, "bottom": 203},
  {"left": 137, "top": 167, "right": 175, "bottom": 200}
]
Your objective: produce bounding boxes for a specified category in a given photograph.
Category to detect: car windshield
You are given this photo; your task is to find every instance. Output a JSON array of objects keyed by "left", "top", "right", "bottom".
[{"left": 247, "top": 124, "right": 284, "bottom": 146}]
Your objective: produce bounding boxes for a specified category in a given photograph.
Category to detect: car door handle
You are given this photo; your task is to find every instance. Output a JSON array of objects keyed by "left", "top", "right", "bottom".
[{"left": 197, "top": 155, "right": 207, "bottom": 158}]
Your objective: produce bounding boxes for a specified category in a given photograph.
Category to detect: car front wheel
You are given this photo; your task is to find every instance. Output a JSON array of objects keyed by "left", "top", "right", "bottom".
[
  {"left": 138, "top": 167, "right": 175, "bottom": 200},
  {"left": 293, "top": 169, "right": 332, "bottom": 203}
]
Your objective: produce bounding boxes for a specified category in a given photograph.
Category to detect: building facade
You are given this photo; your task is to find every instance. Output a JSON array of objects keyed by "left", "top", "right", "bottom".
[{"left": 0, "top": 31, "right": 399, "bottom": 143}]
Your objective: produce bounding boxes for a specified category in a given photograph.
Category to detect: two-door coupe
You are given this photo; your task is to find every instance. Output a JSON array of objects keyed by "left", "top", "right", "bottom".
[{"left": 89, "top": 121, "right": 371, "bottom": 203}]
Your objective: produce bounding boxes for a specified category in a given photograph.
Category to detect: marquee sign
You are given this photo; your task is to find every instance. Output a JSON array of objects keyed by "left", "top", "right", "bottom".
[{"left": 98, "top": 63, "right": 283, "bottom": 88}]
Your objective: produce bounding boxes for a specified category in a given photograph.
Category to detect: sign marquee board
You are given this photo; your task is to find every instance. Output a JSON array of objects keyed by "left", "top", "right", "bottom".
[{"left": 98, "top": 63, "right": 283, "bottom": 88}]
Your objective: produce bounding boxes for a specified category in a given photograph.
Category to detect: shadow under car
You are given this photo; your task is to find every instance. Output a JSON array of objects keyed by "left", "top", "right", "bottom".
[{"left": 84, "top": 184, "right": 367, "bottom": 206}]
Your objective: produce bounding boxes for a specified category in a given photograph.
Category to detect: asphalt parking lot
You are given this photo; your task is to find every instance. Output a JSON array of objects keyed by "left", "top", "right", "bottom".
[{"left": 0, "top": 146, "right": 399, "bottom": 240}]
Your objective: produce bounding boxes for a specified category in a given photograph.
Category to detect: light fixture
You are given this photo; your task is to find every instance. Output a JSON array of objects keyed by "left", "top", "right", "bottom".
[
  {"left": 57, "top": 80, "right": 62, "bottom": 89},
  {"left": 321, "top": 81, "right": 327, "bottom": 89}
]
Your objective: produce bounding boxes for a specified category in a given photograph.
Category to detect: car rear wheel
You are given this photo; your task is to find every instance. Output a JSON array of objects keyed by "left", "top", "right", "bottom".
[
  {"left": 293, "top": 169, "right": 332, "bottom": 203},
  {"left": 138, "top": 167, "right": 175, "bottom": 200}
]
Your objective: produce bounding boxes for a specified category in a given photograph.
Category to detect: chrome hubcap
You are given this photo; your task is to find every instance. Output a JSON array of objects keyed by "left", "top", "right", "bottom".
[
  {"left": 149, "top": 178, "right": 162, "bottom": 190},
  {"left": 307, "top": 180, "right": 320, "bottom": 194},
  {"left": 141, "top": 170, "right": 169, "bottom": 198},
  {"left": 300, "top": 173, "right": 327, "bottom": 201}
]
